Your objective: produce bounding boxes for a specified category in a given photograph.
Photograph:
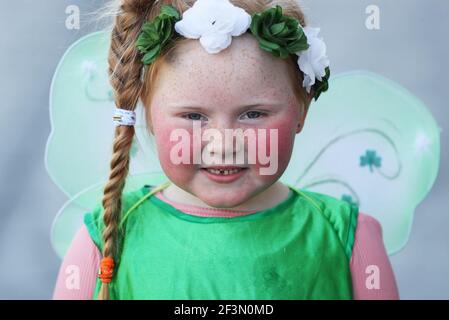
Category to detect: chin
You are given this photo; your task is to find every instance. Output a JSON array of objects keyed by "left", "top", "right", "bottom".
[{"left": 195, "top": 188, "right": 253, "bottom": 209}]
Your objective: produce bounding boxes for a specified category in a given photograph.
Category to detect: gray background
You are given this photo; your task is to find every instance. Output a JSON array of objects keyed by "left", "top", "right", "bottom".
[{"left": 0, "top": 0, "right": 447, "bottom": 299}]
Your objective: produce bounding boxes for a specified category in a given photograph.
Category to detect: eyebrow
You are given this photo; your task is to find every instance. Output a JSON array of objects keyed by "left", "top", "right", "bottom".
[{"left": 168, "top": 102, "right": 283, "bottom": 113}]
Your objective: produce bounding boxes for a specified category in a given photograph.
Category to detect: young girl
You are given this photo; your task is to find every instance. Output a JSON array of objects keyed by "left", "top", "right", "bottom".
[{"left": 53, "top": 0, "right": 399, "bottom": 300}]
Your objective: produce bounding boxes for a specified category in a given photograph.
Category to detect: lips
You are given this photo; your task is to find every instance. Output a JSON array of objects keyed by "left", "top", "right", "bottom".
[
  {"left": 200, "top": 167, "right": 248, "bottom": 183},
  {"left": 201, "top": 166, "right": 246, "bottom": 169}
]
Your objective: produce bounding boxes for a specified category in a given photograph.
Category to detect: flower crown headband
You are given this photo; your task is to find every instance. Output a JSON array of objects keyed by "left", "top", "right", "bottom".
[{"left": 113, "top": 0, "right": 330, "bottom": 126}]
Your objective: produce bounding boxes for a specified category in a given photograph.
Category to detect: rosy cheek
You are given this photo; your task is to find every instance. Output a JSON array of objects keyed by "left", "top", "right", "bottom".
[
  {"left": 152, "top": 116, "right": 196, "bottom": 184},
  {"left": 252, "top": 117, "right": 296, "bottom": 178}
]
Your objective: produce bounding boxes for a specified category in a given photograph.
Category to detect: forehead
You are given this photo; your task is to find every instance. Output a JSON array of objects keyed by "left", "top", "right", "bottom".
[{"left": 151, "top": 33, "right": 298, "bottom": 106}]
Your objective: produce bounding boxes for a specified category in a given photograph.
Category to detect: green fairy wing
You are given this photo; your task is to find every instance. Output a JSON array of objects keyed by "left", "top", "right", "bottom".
[
  {"left": 46, "top": 31, "right": 167, "bottom": 258},
  {"left": 280, "top": 70, "right": 441, "bottom": 254}
]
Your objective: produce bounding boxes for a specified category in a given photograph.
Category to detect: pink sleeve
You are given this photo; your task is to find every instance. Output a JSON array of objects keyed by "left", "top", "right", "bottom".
[
  {"left": 350, "top": 213, "right": 400, "bottom": 300},
  {"left": 52, "top": 225, "right": 100, "bottom": 300}
]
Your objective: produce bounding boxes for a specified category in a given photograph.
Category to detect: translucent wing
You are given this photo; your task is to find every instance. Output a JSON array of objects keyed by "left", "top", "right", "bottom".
[
  {"left": 46, "top": 31, "right": 167, "bottom": 258},
  {"left": 280, "top": 71, "right": 441, "bottom": 254}
]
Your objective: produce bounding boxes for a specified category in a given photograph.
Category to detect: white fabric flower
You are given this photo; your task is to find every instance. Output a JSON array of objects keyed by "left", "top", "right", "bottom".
[
  {"left": 297, "top": 27, "right": 330, "bottom": 93},
  {"left": 174, "top": 0, "right": 251, "bottom": 54}
]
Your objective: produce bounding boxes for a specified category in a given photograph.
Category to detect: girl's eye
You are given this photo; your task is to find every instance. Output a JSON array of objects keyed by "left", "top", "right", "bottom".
[
  {"left": 241, "top": 111, "right": 266, "bottom": 120},
  {"left": 183, "top": 113, "right": 206, "bottom": 121}
]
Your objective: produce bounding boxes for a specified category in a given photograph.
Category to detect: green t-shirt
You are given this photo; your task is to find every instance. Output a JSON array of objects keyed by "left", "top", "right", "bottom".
[{"left": 84, "top": 183, "right": 358, "bottom": 300}]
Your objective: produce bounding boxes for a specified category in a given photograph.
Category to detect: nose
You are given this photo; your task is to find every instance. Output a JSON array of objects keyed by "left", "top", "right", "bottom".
[
  {"left": 204, "top": 128, "right": 235, "bottom": 157},
  {"left": 202, "top": 121, "right": 245, "bottom": 165}
]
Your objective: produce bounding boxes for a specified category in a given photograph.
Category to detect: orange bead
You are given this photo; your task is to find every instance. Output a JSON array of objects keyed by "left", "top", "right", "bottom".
[{"left": 98, "top": 256, "right": 115, "bottom": 284}]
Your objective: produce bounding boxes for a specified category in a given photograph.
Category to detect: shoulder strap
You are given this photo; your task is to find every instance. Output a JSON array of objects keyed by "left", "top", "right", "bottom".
[{"left": 118, "top": 180, "right": 172, "bottom": 229}]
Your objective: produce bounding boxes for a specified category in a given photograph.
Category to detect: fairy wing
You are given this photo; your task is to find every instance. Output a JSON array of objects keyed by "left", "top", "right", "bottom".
[
  {"left": 46, "top": 31, "right": 167, "bottom": 258},
  {"left": 280, "top": 70, "right": 441, "bottom": 254}
]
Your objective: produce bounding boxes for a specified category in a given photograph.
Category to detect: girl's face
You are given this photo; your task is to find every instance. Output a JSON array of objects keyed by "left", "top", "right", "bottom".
[{"left": 149, "top": 33, "right": 307, "bottom": 208}]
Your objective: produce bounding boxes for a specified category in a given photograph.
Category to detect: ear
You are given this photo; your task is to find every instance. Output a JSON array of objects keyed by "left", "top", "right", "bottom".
[
  {"left": 146, "top": 106, "right": 155, "bottom": 135},
  {"left": 148, "top": 120, "right": 154, "bottom": 135},
  {"left": 296, "top": 100, "right": 311, "bottom": 134}
]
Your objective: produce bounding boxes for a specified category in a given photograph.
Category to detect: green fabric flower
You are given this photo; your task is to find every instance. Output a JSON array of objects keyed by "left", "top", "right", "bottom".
[
  {"left": 135, "top": 5, "right": 181, "bottom": 65},
  {"left": 249, "top": 5, "right": 309, "bottom": 59},
  {"left": 312, "top": 66, "right": 330, "bottom": 101}
]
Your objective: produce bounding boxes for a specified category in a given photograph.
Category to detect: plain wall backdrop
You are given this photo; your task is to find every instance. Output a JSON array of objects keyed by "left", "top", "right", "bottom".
[{"left": 0, "top": 0, "right": 447, "bottom": 299}]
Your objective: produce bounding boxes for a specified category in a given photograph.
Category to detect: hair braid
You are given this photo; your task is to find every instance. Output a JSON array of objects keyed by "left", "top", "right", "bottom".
[{"left": 98, "top": 0, "right": 155, "bottom": 300}]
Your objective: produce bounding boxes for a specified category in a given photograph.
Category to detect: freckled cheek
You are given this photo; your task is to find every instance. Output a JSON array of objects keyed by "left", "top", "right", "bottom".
[
  {"left": 252, "top": 120, "right": 296, "bottom": 177},
  {"left": 153, "top": 123, "right": 197, "bottom": 184}
]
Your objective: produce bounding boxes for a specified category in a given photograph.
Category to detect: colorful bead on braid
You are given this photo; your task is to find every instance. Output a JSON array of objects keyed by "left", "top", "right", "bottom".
[{"left": 98, "top": 257, "right": 115, "bottom": 284}]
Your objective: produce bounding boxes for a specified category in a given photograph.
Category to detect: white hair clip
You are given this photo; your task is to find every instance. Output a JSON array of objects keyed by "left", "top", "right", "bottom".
[{"left": 113, "top": 108, "right": 136, "bottom": 126}]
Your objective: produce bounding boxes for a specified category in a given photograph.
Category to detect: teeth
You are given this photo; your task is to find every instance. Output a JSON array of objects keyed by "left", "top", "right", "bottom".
[{"left": 206, "top": 168, "right": 242, "bottom": 175}]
